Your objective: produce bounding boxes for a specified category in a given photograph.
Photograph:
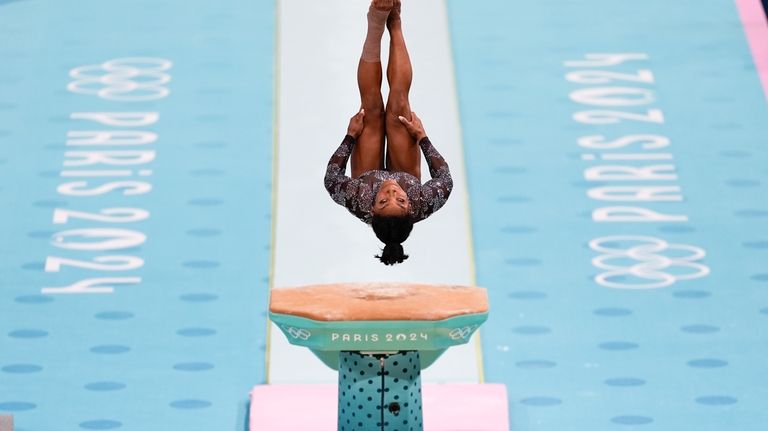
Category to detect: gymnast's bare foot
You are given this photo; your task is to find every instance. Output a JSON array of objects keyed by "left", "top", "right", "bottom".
[
  {"left": 387, "top": 0, "right": 401, "bottom": 29},
  {"left": 372, "top": 0, "right": 393, "bottom": 12}
]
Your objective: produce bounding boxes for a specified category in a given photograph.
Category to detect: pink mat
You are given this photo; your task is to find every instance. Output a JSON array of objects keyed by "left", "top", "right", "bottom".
[
  {"left": 250, "top": 383, "right": 509, "bottom": 431},
  {"left": 0, "top": 415, "right": 12, "bottom": 431},
  {"left": 736, "top": 0, "right": 768, "bottom": 99}
]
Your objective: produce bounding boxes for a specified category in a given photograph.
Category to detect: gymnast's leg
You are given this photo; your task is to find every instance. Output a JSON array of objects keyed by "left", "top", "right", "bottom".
[
  {"left": 352, "top": 0, "right": 393, "bottom": 178},
  {"left": 384, "top": 0, "right": 421, "bottom": 180}
]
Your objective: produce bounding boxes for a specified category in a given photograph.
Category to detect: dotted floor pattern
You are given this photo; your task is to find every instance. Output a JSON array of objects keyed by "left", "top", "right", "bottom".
[
  {"left": 0, "top": 0, "right": 275, "bottom": 430},
  {"left": 447, "top": 0, "right": 768, "bottom": 430}
]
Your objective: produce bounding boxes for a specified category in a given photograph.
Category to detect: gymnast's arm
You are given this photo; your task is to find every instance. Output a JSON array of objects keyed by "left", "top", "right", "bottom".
[
  {"left": 398, "top": 112, "right": 453, "bottom": 220},
  {"left": 324, "top": 134, "right": 358, "bottom": 207},
  {"left": 418, "top": 136, "right": 453, "bottom": 217},
  {"left": 324, "top": 110, "right": 366, "bottom": 209}
]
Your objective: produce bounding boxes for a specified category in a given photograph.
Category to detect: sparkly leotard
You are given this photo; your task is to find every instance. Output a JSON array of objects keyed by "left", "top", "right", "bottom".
[{"left": 324, "top": 135, "right": 453, "bottom": 224}]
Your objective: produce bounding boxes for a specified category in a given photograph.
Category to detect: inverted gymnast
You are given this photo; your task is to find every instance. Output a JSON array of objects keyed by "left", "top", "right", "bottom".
[{"left": 324, "top": 0, "right": 453, "bottom": 265}]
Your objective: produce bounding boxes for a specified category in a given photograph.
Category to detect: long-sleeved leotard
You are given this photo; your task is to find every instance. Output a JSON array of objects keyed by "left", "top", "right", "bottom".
[{"left": 324, "top": 135, "right": 453, "bottom": 224}]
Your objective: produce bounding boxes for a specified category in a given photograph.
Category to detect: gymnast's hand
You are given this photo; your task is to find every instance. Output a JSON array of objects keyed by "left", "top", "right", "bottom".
[
  {"left": 398, "top": 111, "right": 427, "bottom": 142},
  {"left": 347, "top": 109, "right": 366, "bottom": 139}
]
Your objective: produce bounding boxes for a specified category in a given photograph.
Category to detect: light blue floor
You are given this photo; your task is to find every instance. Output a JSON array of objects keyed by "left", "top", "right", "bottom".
[
  {"left": 0, "top": 1, "right": 274, "bottom": 430},
  {"left": 447, "top": 0, "right": 768, "bottom": 430},
  {"left": 2, "top": 0, "right": 768, "bottom": 430}
]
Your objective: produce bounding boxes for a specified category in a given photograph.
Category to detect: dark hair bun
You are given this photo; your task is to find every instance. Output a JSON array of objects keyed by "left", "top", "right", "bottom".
[
  {"left": 375, "top": 243, "right": 409, "bottom": 266},
  {"left": 371, "top": 215, "right": 414, "bottom": 266}
]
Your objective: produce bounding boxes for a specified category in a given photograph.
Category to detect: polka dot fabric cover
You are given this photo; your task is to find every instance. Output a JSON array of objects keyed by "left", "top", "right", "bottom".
[{"left": 338, "top": 352, "right": 422, "bottom": 431}]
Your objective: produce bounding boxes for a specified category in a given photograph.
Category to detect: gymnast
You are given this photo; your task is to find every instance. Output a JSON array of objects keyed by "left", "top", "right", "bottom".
[{"left": 324, "top": 0, "right": 453, "bottom": 265}]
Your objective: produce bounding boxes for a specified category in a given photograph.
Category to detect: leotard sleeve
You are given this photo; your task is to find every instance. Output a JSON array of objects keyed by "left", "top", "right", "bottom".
[
  {"left": 414, "top": 137, "right": 453, "bottom": 222},
  {"left": 324, "top": 135, "right": 369, "bottom": 222}
]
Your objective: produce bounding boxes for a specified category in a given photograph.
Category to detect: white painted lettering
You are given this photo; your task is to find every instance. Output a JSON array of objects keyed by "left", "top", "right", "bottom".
[
  {"left": 58, "top": 181, "right": 152, "bottom": 196},
  {"left": 584, "top": 165, "right": 677, "bottom": 181},
  {"left": 578, "top": 134, "right": 670, "bottom": 150},
  {"left": 570, "top": 87, "right": 655, "bottom": 107},
  {"left": 42, "top": 277, "right": 141, "bottom": 295},
  {"left": 53, "top": 207, "right": 149, "bottom": 224},
  {"left": 70, "top": 112, "right": 159, "bottom": 127},
  {"left": 593, "top": 206, "right": 688, "bottom": 222},
  {"left": 588, "top": 186, "right": 683, "bottom": 202},
  {"left": 564, "top": 53, "right": 649, "bottom": 68},
  {"left": 51, "top": 228, "right": 146, "bottom": 251},
  {"left": 67, "top": 131, "right": 157, "bottom": 146},
  {"left": 64, "top": 150, "right": 156, "bottom": 166}
]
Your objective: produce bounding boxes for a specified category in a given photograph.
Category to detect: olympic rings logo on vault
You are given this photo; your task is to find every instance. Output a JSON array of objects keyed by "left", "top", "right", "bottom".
[
  {"left": 589, "top": 235, "right": 710, "bottom": 289},
  {"left": 449, "top": 325, "right": 477, "bottom": 341},
  {"left": 68, "top": 57, "right": 172, "bottom": 101},
  {"left": 283, "top": 325, "right": 311, "bottom": 341}
]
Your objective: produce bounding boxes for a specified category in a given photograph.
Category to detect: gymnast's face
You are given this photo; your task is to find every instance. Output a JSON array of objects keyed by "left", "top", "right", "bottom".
[{"left": 373, "top": 179, "right": 410, "bottom": 217}]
